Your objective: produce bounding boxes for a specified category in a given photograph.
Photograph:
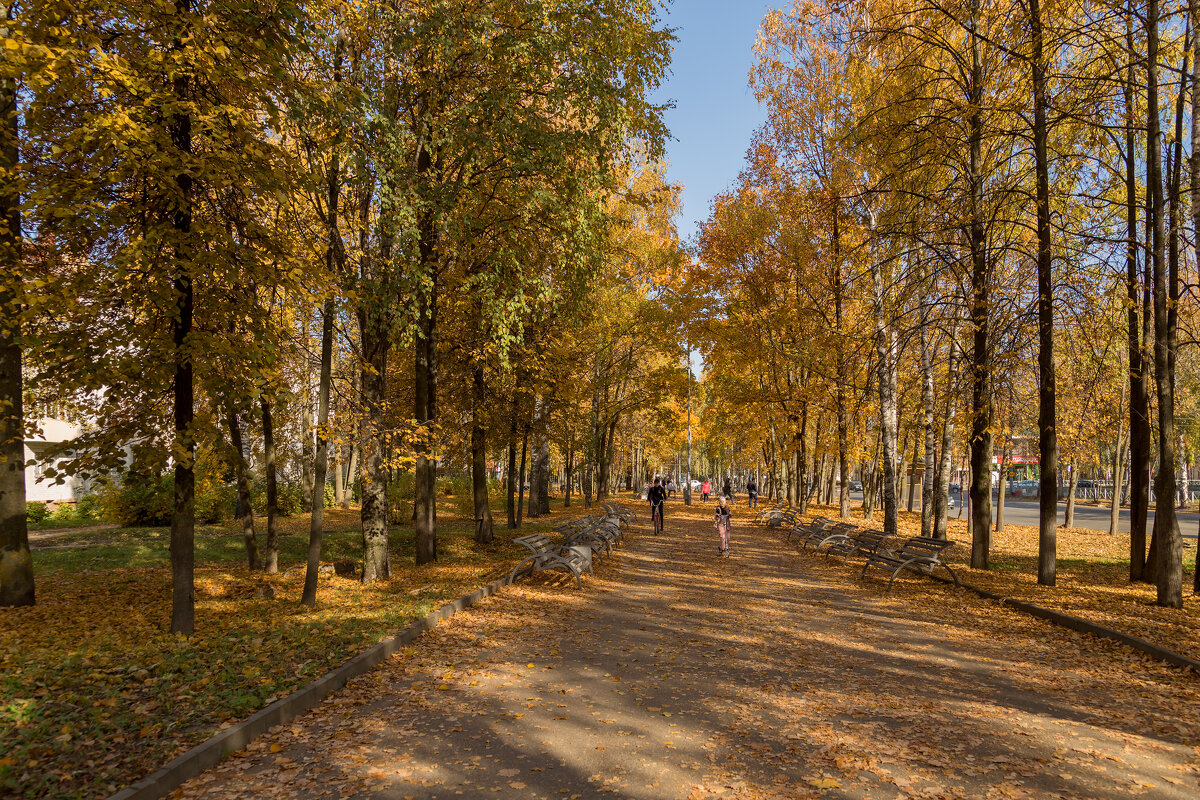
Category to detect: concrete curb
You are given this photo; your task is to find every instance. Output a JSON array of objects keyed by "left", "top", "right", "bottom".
[
  {"left": 106, "top": 575, "right": 512, "bottom": 800},
  {"left": 928, "top": 574, "right": 1200, "bottom": 674}
]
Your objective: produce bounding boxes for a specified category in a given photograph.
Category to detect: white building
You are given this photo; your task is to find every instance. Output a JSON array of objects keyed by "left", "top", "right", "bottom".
[{"left": 25, "top": 416, "right": 88, "bottom": 505}]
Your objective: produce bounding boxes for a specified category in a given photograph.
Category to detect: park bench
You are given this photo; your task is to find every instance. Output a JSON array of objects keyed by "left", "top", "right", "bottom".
[
  {"left": 766, "top": 508, "right": 798, "bottom": 530},
  {"left": 860, "top": 535, "right": 959, "bottom": 591},
  {"left": 509, "top": 534, "right": 593, "bottom": 589},
  {"left": 787, "top": 516, "right": 835, "bottom": 545},
  {"left": 563, "top": 517, "right": 621, "bottom": 558},
  {"left": 821, "top": 528, "right": 892, "bottom": 563},
  {"left": 600, "top": 502, "right": 636, "bottom": 527},
  {"left": 756, "top": 501, "right": 789, "bottom": 523},
  {"left": 799, "top": 520, "right": 857, "bottom": 551}
]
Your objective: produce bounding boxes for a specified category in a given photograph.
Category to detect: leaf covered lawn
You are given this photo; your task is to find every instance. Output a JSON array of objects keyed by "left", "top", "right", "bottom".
[
  {"left": 1, "top": 503, "right": 569, "bottom": 800},
  {"left": 794, "top": 503, "right": 1200, "bottom": 663}
]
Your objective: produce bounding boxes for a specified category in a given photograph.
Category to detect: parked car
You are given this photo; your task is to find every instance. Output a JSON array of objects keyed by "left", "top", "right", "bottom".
[
  {"left": 849, "top": 480, "right": 863, "bottom": 492},
  {"left": 688, "top": 479, "right": 702, "bottom": 490}
]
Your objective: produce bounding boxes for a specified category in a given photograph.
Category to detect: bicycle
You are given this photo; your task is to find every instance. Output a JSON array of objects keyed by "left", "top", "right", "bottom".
[{"left": 651, "top": 502, "right": 664, "bottom": 535}]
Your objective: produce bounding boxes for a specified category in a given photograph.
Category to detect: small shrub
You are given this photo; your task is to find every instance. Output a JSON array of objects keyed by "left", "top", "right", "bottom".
[
  {"left": 49, "top": 503, "right": 79, "bottom": 523},
  {"left": 446, "top": 473, "right": 475, "bottom": 518},
  {"left": 25, "top": 502, "right": 49, "bottom": 524},
  {"left": 387, "top": 471, "right": 414, "bottom": 524},
  {"left": 249, "top": 480, "right": 305, "bottom": 517},
  {"left": 75, "top": 493, "right": 101, "bottom": 521},
  {"left": 98, "top": 473, "right": 173, "bottom": 527}
]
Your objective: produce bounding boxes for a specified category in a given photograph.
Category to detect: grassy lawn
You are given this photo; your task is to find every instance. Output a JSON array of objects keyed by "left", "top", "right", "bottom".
[
  {"left": 797, "top": 503, "right": 1200, "bottom": 665},
  {"left": 1, "top": 496, "right": 592, "bottom": 800}
]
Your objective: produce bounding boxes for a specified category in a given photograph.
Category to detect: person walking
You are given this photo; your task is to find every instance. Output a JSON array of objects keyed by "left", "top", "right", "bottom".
[
  {"left": 714, "top": 496, "right": 732, "bottom": 557},
  {"left": 701, "top": 478, "right": 711, "bottom": 502},
  {"left": 747, "top": 477, "right": 758, "bottom": 508},
  {"left": 722, "top": 477, "right": 733, "bottom": 501},
  {"left": 667, "top": 477, "right": 678, "bottom": 498}
]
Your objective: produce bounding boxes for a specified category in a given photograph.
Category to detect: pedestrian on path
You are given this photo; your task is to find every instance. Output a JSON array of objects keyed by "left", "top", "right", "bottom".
[
  {"left": 747, "top": 477, "right": 758, "bottom": 508},
  {"left": 714, "top": 496, "right": 732, "bottom": 557},
  {"left": 701, "top": 479, "right": 711, "bottom": 502},
  {"left": 648, "top": 478, "right": 666, "bottom": 534},
  {"left": 722, "top": 477, "right": 733, "bottom": 501}
]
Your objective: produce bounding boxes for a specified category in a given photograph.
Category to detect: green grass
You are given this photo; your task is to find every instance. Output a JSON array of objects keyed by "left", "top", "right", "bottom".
[{"left": 4, "top": 492, "right": 598, "bottom": 800}]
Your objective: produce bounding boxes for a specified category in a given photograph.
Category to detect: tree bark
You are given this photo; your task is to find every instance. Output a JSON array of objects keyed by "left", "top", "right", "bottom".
[
  {"left": 1126, "top": 0, "right": 1152, "bottom": 582},
  {"left": 261, "top": 398, "right": 279, "bottom": 573},
  {"left": 302, "top": 33, "right": 345, "bottom": 605},
  {"left": 168, "top": 0, "right": 196, "bottom": 633},
  {"left": 506, "top": 405, "right": 518, "bottom": 528},
  {"left": 1064, "top": 462, "right": 1078, "bottom": 529},
  {"left": 1150, "top": 4, "right": 1186, "bottom": 607},
  {"left": 359, "top": 317, "right": 390, "bottom": 582},
  {"left": 301, "top": 375, "right": 315, "bottom": 509},
  {"left": 225, "top": 407, "right": 259, "bottom": 571},
  {"left": 933, "top": 337, "right": 959, "bottom": 540},
  {"left": 995, "top": 446, "right": 1007, "bottom": 535},
  {"left": 969, "top": 1, "right": 994, "bottom": 571},
  {"left": 920, "top": 312, "right": 937, "bottom": 538},
  {"left": 302, "top": 298, "right": 336, "bottom": 607},
  {"left": 413, "top": 139, "right": 439, "bottom": 564},
  {"left": 0, "top": 0, "right": 32, "bottom": 606},
  {"left": 1029, "top": 0, "right": 1057, "bottom": 584},
  {"left": 516, "top": 425, "right": 529, "bottom": 527},
  {"left": 471, "top": 364, "right": 494, "bottom": 543}
]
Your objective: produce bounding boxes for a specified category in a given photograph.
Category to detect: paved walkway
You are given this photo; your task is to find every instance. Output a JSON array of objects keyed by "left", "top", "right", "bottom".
[{"left": 181, "top": 502, "right": 1200, "bottom": 799}]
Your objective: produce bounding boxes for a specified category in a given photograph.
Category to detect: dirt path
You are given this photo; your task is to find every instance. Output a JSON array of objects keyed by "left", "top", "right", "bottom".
[{"left": 179, "top": 502, "right": 1200, "bottom": 800}]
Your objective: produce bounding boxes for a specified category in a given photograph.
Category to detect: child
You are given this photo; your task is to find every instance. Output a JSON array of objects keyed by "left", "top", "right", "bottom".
[{"left": 714, "top": 496, "right": 732, "bottom": 557}]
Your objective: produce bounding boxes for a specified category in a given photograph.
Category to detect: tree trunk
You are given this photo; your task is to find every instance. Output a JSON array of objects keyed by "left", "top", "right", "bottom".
[
  {"left": 564, "top": 448, "right": 573, "bottom": 510},
  {"left": 1150, "top": 2, "right": 1185, "bottom": 607},
  {"left": 0, "top": 0, "right": 33, "bottom": 607},
  {"left": 536, "top": 432, "right": 551, "bottom": 515},
  {"left": 1030, "top": 0, "right": 1057, "bottom": 585},
  {"left": 1192, "top": 1, "right": 1200, "bottom": 594},
  {"left": 1126, "top": 2, "right": 1152, "bottom": 582},
  {"left": 301, "top": 375, "right": 315, "bottom": 509},
  {"left": 933, "top": 337, "right": 959, "bottom": 539},
  {"left": 332, "top": 448, "right": 345, "bottom": 508},
  {"left": 261, "top": 398, "right": 279, "bottom": 573},
  {"left": 995, "top": 447, "right": 1007, "bottom": 535},
  {"left": 168, "top": 3, "right": 196, "bottom": 633},
  {"left": 413, "top": 142, "right": 439, "bottom": 565},
  {"left": 1110, "top": 424, "right": 1126, "bottom": 537},
  {"left": 472, "top": 365, "right": 494, "bottom": 544},
  {"left": 1064, "top": 462, "right": 1078, "bottom": 529},
  {"left": 516, "top": 426, "right": 529, "bottom": 526},
  {"left": 303, "top": 34, "right": 344, "bottom": 605},
  {"left": 796, "top": 406, "right": 809, "bottom": 514},
  {"left": 226, "top": 408, "right": 259, "bottom": 571},
  {"left": 920, "top": 314, "right": 937, "bottom": 538},
  {"left": 506, "top": 407, "right": 518, "bottom": 528},
  {"left": 870, "top": 234, "right": 900, "bottom": 538},
  {"left": 359, "top": 319, "right": 390, "bottom": 582},
  {"left": 302, "top": 298, "right": 336, "bottom": 607}
]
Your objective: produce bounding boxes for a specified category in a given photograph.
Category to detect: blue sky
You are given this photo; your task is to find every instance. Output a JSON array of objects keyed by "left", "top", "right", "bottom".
[{"left": 650, "top": 1, "right": 778, "bottom": 244}]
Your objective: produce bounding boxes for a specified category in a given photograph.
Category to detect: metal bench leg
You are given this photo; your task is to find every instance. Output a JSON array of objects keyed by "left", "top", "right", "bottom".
[
  {"left": 941, "top": 562, "right": 960, "bottom": 587},
  {"left": 510, "top": 555, "right": 541, "bottom": 584}
]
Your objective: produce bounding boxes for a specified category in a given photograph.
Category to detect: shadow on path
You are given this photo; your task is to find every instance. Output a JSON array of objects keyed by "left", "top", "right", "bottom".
[{"left": 179, "top": 499, "right": 1200, "bottom": 800}]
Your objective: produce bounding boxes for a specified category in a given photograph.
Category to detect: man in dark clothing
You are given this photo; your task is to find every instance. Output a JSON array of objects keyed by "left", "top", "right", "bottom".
[
  {"left": 747, "top": 477, "right": 758, "bottom": 508},
  {"left": 647, "top": 478, "right": 666, "bottom": 534},
  {"left": 722, "top": 478, "right": 733, "bottom": 501}
]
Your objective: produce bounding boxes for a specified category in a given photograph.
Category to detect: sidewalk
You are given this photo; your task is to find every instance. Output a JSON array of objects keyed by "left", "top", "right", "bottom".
[{"left": 178, "top": 501, "right": 1200, "bottom": 799}]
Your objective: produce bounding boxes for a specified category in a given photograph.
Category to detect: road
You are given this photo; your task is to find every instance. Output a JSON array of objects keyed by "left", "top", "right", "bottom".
[{"left": 845, "top": 491, "right": 1200, "bottom": 538}]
